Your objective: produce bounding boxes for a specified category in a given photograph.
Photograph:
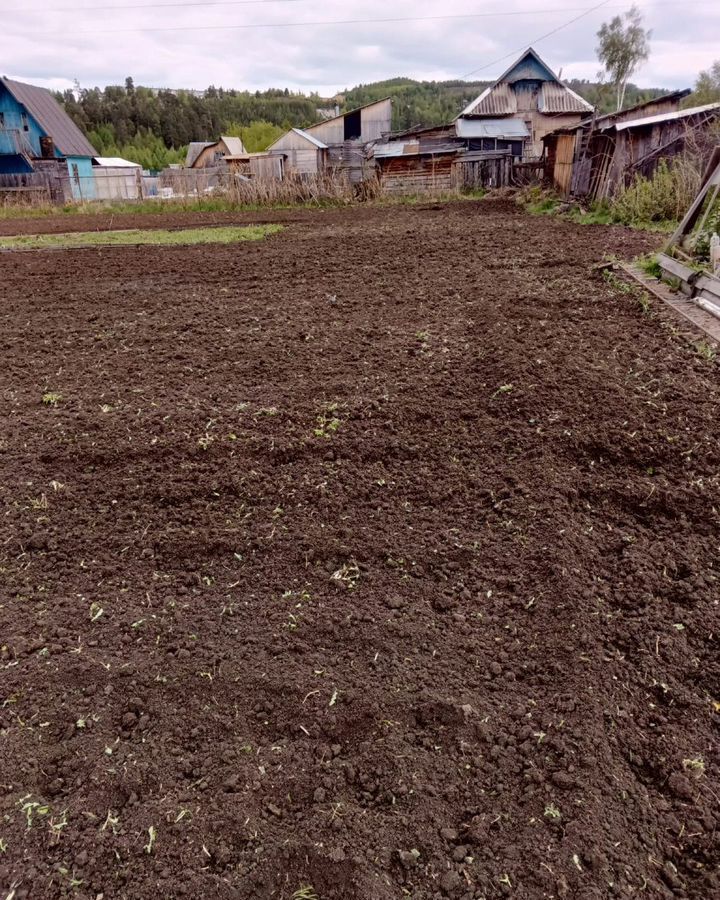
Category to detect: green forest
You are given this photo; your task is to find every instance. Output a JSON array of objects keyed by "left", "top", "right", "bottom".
[{"left": 57, "top": 74, "right": 676, "bottom": 170}]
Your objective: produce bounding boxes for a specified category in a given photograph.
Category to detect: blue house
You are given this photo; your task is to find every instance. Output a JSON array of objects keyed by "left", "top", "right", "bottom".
[{"left": 0, "top": 75, "right": 97, "bottom": 199}]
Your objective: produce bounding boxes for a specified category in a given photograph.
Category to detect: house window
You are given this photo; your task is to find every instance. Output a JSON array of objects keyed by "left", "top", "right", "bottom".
[
  {"left": 21, "top": 112, "right": 29, "bottom": 132},
  {"left": 0, "top": 112, "right": 4, "bottom": 126}
]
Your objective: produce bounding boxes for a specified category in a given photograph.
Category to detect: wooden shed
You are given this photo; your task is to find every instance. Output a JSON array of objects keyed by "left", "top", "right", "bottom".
[
  {"left": 544, "top": 93, "right": 720, "bottom": 200},
  {"left": 186, "top": 136, "right": 246, "bottom": 169},
  {"left": 225, "top": 152, "right": 285, "bottom": 180},
  {"left": 267, "top": 128, "right": 328, "bottom": 176},
  {"left": 92, "top": 156, "right": 143, "bottom": 200},
  {"left": 303, "top": 98, "right": 392, "bottom": 145},
  {"left": 309, "top": 98, "right": 392, "bottom": 183},
  {"left": 373, "top": 122, "right": 513, "bottom": 194},
  {"left": 375, "top": 141, "right": 458, "bottom": 194}
]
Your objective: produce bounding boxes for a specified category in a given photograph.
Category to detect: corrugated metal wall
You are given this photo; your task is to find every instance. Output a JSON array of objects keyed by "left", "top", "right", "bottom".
[{"left": 93, "top": 167, "right": 142, "bottom": 200}]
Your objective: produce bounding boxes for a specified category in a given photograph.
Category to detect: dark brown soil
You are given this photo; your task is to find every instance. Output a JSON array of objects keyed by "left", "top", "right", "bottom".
[{"left": 1, "top": 200, "right": 718, "bottom": 900}]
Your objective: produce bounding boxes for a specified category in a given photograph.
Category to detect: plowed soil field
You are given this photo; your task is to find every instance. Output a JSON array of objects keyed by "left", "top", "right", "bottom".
[{"left": 1, "top": 200, "right": 719, "bottom": 900}]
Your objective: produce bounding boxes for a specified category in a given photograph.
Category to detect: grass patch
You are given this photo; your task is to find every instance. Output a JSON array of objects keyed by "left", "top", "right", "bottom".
[
  {"left": 0, "top": 224, "right": 282, "bottom": 251},
  {"left": 635, "top": 253, "right": 663, "bottom": 279},
  {"left": 379, "top": 188, "right": 487, "bottom": 207},
  {"left": 566, "top": 205, "right": 615, "bottom": 226},
  {"left": 693, "top": 341, "right": 717, "bottom": 362},
  {"left": 0, "top": 188, "right": 489, "bottom": 222},
  {"left": 518, "top": 185, "right": 677, "bottom": 232},
  {"left": 524, "top": 196, "right": 561, "bottom": 217},
  {"left": 292, "top": 888, "right": 319, "bottom": 900},
  {"left": 0, "top": 197, "right": 312, "bottom": 219},
  {"left": 602, "top": 268, "right": 653, "bottom": 315}
]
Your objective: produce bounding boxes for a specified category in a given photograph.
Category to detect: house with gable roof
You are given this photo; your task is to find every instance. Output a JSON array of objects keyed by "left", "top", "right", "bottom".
[
  {"left": 0, "top": 75, "right": 97, "bottom": 198},
  {"left": 185, "top": 135, "right": 247, "bottom": 169},
  {"left": 456, "top": 48, "right": 593, "bottom": 159}
]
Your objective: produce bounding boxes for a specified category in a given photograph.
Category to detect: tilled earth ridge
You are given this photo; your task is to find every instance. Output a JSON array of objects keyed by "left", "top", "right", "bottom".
[{"left": 0, "top": 200, "right": 718, "bottom": 900}]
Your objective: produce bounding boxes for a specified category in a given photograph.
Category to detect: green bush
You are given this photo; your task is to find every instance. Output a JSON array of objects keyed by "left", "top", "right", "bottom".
[{"left": 611, "top": 159, "right": 695, "bottom": 226}]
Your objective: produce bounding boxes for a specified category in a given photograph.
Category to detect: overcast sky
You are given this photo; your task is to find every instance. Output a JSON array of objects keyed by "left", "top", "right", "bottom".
[{"left": 4, "top": 0, "right": 719, "bottom": 96}]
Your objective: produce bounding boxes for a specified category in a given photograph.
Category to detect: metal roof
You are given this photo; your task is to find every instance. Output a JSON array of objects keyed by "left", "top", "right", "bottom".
[
  {"left": 459, "top": 47, "right": 592, "bottom": 118},
  {"left": 455, "top": 118, "right": 530, "bottom": 140},
  {"left": 495, "top": 47, "right": 558, "bottom": 85},
  {"left": 220, "top": 136, "right": 245, "bottom": 155},
  {"left": 615, "top": 102, "right": 720, "bottom": 132},
  {"left": 93, "top": 156, "right": 141, "bottom": 168},
  {"left": 289, "top": 128, "right": 328, "bottom": 149},
  {"left": 374, "top": 141, "right": 420, "bottom": 158},
  {"left": 592, "top": 89, "right": 692, "bottom": 128},
  {"left": 186, "top": 142, "right": 214, "bottom": 167},
  {"left": 374, "top": 140, "right": 459, "bottom": 159},
  {"left": 540, "top": 82, "right": 593, "bottom": 114},
  {"left": 460, "top": 83, "right": 516, "bottom": 117},
  {"left": 542, "top": 89, "right": 700, "bottom": 140},
  {"left": 1, "top": 76, "right": 96, "bottom": 157}
]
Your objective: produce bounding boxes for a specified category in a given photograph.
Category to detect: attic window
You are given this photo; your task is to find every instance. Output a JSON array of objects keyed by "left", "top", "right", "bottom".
[
  {"left": 21, "top": 112, "right": 29, "bottom": 132},
  {"left": 344, "top": 109, "right": 362, "bottom": 141}
]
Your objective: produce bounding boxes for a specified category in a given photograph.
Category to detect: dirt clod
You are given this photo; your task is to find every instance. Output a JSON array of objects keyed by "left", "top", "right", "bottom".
[{"left": 668, "top": 772, "right": 695, "bottom": 800}]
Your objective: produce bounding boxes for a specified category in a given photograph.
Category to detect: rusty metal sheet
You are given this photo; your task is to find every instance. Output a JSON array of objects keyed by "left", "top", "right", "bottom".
[
  {"left": 455, "top": 118, "right": 529, "bottom": 140},
  {"left": 540, "top": 83, "right": 593, "bottom": 114},
  {"left": 461, "top": 82, "right": 517, "bottom": 117}
]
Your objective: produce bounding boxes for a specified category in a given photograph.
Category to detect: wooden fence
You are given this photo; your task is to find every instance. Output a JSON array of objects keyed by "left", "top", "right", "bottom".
[
  {"left": 457, "top": 151, "right": 514, "bottom": 190},
  {"left": 379, "top": 150, "right": 515, "bottom": 196}
]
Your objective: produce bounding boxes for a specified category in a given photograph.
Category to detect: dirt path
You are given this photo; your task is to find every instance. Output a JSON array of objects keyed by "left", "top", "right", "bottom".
[{"left": 1, "top": 201, "right": 718, "bottom": 900}]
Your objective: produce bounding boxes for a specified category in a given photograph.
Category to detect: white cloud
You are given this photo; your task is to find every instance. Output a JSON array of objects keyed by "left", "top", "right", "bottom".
[{"left": 2, "top": 0, "right": 717, "bottom": 93}]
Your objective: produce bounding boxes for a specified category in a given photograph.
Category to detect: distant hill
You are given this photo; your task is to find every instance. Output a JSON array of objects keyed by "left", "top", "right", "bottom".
[{"left": 57, "top": 75, "right": 678, "bottom": 167}]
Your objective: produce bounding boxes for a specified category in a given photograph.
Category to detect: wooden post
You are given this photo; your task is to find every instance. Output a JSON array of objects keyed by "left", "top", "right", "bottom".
[{"left": 665, "top": 154, "right": 720, "bottom": 252}]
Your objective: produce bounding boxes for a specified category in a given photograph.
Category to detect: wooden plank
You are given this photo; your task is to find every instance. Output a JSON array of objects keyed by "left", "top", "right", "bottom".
[
  {"left": 657, "top": 252, "right": 698, "bottom": 283},
  {"left": 665, "top": 158, "right": 720, "bottom": 251},
  {"left": 554, "top": 133, "right": 576, "bottom": 197},
  {"left": 701, "top": 146, "right": 720, "bottom": 190},
  {"left": 620, "top": 262, "right": 720, "bottom": 341},
  {"left": 695, "top": 181, "right": 720, "bottom": 237},
  {"left": 695, "top": 273, "right": 720, "bottom": 299}
]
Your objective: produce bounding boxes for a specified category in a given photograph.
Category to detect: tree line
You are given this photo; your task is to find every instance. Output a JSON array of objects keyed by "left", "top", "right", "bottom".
[{"left": 58, "top": 78, "right": 320, "bottom": 168}]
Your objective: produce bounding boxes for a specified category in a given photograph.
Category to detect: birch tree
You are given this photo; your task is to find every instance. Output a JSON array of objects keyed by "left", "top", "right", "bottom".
[
  {"left": 596, "top": 6, "right": 651, "bottom": 111},
  {"left": 691, "top": 61, "right": 720, "bottom": 105}
]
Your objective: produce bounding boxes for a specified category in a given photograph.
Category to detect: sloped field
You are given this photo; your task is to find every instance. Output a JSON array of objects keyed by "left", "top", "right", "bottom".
[{"left": 1, "top": 201, "right": 717, "bottom": 900}]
